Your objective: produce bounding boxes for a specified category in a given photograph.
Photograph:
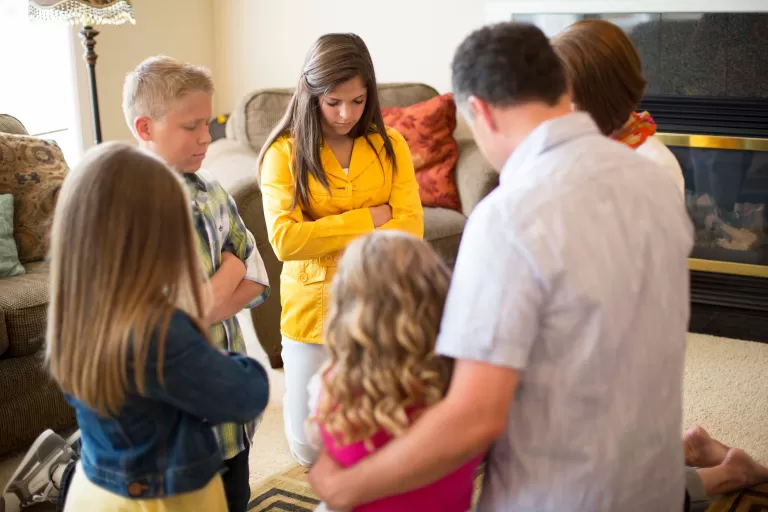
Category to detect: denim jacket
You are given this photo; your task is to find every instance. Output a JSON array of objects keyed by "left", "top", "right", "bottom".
[{"left": 66, "top": 310, "right": 270, "bottom": 499}]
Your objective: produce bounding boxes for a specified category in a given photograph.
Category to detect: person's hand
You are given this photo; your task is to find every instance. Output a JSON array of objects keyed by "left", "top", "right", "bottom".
[
  {"left": 205, "top": 252, "right": 246, "bottom": 324},
  {"left": 219, "top": 251, "right": 246, "bottom": 282},
  {"left": 220, "top": 251, "right": 244, "bottom": 270},
  {"left": 308, "top": 452, "right": 355, "bottom": 510},
  {"left": 369, "top": 204, "right": 393, "bottom": 227}
]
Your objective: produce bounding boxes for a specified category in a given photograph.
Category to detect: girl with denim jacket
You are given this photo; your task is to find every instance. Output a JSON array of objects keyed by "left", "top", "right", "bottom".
[{"left": 45, "top": 142, "right": 269, "bottom": 511}]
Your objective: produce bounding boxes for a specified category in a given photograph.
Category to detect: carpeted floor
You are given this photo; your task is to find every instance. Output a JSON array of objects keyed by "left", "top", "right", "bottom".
[
  {"left": 2, "top": 326, "right": 767, "bottom": 510},
  {"left": 683, "top": 334, "right": 768, "bottom": 466},
  {"left": 246, "top": 331, "right": 768, "bottom": 511},
  {"left": 247, "top": 464, "right": 485, "bottom": 511},
  {"left": 248, "top": 465, "right": 319, "bottom": 511},
  {"left": 247, "top": 465, "right": 768, "bottom": 512}
]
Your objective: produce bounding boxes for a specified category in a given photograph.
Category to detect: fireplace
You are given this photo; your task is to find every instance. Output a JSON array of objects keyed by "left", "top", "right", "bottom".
[
  {"left": 641, "top": 97, "right": 768, "bottom": 312},
  {"left": 511, "top": 12, "right": 768, "bottom": 336}
]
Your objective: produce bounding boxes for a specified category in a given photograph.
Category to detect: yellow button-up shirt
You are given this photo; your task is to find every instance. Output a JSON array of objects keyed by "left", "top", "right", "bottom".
[{"left": 260, "top": 127, "right": 424, "bottom": 343}]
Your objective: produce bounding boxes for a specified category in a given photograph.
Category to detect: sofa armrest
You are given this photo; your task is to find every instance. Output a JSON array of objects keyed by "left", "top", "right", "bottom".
[
  {"left": 230, "top": 180, "right": 284, "bottom": 368},
  {"left": 203, "top": 140, "right": 285, "bottom": 368},
  {"left": 455, "top": 139, "right": 499, "bottom": 216},
  {"left": 203, "top": 138, "right": 262, "bottom": 193}
]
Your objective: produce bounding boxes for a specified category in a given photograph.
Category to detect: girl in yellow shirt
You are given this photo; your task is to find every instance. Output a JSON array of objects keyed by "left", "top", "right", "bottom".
[{"left": 257, "top": 32, "right": 424, "bottom": 466}]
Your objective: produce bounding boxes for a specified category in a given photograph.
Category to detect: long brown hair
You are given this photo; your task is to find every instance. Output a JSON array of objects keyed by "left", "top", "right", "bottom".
[
  {"left": 551, "top": 19, "right": 647, "bottom": 135},
  {"left": 46, "top": 142, "right": 209, "bottom": 416},
  {"left": 312, "top": 231, "right": 453, "bottom": 448},
  {"left": 257, "top": 33, "right": 396, "bottom": 214}
]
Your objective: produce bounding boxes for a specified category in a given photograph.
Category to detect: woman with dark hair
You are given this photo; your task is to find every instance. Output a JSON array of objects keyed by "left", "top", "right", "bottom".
[
  {"left": 257, "top": 33, "right": 424, "bottom": 467},
  {"left": 552, "top": 18, "right": 686, "bottom": 197}
]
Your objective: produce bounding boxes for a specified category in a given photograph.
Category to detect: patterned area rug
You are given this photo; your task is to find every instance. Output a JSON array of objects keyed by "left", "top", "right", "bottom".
[
  {"left": 248, "top": 465, "right": 319, "bottom": 511},
  {"left": 247, "top": 464, "right": 484, "bottom": 511},
  {"left": 247, "top": 464, "right": 766, "bottom": 511},
  {"left": 705, "top": 483, "right": 768, "bottom": 512}
]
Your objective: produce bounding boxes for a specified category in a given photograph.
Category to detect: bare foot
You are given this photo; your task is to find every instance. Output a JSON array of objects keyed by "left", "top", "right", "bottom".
[
  {"left": 701, "top": 448, "right": 768, "bottom": 496},
  {"left": 683, "top": 425, "right": 730, "bottom": 467}
]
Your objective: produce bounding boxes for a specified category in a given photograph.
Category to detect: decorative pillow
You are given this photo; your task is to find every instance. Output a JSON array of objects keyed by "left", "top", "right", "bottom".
[
  {"left": 0, "top": 193, "right": 25, "bottom": 278},
  {"left": 382, "top": 93, "right": 462, "bottom": 212},
  {"left": 0, "top": 133, "right": 68, "bottom": 263},
  {"left": 0, "top": 114, "right": 29, "bottom": 135}
]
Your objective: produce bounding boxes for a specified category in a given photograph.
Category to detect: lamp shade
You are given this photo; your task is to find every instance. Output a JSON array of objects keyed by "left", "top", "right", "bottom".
[{"left": 29, "top": 0, "right": 135, "bottom": 25}]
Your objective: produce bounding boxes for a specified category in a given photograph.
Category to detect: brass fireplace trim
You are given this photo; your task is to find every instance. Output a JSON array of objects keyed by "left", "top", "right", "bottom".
[
  {"left": 688, "top": 258, "right": 768, "bottom": 278},
  {"left": 657, "top": 133, "right": 768, "bottom": 152},
  {"left": 654, "top": 133, "right": 768, "bottom": 278}
]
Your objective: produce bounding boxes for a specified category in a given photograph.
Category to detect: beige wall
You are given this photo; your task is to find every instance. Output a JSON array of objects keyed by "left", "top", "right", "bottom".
[
  {"left": 487, "top": 0, "right": 767, "bottom": 15},
  {"left": 212, "top": 0, "right": 486, "bottom": 114},
  {"left": 72, "top": 0, "right": 768, "bottom": 149},
  {"left": 72, "top": 0, "right": 487, "bottom": 146},
  {"left": 72, "top": 0, "right": 215, "bottom": 150}
]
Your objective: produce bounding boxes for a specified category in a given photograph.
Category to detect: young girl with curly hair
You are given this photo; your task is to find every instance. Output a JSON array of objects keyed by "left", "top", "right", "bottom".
[{"left": 307, "top": 231, "right": 482, "bottom": 511}]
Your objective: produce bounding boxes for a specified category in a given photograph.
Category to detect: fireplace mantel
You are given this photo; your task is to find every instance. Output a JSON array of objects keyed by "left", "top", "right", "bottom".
[{"left": 487, "top": 0, "right": 768, "bottom": 20}]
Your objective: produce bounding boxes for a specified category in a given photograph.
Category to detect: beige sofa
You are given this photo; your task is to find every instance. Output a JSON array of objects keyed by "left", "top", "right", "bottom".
[
  {"left": 0, "top": 115, "right": 76, "bottom": 456},
  {"left": 204, "top": 83, "right": 498, "bottom": 368}
]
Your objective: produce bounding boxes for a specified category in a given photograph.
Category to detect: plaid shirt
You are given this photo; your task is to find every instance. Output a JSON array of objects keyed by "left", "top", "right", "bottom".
[{"left": 184, "top": 169, "right": 270, "bottom": 460}]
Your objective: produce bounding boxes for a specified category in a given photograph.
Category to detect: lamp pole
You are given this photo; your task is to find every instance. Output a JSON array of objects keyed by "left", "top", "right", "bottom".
[{"left": 78, "top": 25, "right": 102, "bottom": 145}]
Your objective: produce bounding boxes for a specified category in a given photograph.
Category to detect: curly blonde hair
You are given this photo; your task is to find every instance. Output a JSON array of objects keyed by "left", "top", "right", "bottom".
[{"left": 313, "top": 231, "right": 453, "bottom": 449}]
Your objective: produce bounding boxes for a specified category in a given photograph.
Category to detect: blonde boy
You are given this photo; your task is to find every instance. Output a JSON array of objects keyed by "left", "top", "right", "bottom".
[{"left": 122, "top": 56, "right": 270, "bottom": 512}]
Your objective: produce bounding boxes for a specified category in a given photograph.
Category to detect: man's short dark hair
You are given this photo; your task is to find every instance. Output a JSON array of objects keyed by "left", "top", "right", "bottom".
[{"left": 452, "top": 23, "right": 567, "bottom": 109}]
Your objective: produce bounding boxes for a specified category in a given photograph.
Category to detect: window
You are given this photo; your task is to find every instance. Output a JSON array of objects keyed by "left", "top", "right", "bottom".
[{"left": 0, "top": 2, "right": 82, "bottom": 166}]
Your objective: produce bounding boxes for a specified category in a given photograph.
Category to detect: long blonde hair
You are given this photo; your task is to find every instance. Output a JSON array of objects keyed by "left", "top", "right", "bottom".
[
  {"left": 313, "top": 231, "right": 453, "bottom": 448},
  {"left": 46, "top": 142, "right": 209, "bottom": 416}
]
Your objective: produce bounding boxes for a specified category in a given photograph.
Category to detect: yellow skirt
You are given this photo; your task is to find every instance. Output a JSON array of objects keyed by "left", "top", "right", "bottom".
[{"left": 63, "top": 463, "right": 229, "bottom": 512}]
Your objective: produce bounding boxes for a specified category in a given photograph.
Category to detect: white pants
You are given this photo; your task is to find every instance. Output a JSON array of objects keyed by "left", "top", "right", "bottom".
[{"left": 281, "top": 337, "right": 328, "bottom": 467}]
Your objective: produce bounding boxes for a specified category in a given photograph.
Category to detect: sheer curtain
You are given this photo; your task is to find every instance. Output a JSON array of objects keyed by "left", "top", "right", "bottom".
[{"left": 0, "top": 2, "right": 82, "bottom": 166}]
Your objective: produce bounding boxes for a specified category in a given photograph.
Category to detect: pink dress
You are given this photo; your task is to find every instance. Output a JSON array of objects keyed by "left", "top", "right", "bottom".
[{"left": 320, "top": 412, "right": 482, "bottom": 512}]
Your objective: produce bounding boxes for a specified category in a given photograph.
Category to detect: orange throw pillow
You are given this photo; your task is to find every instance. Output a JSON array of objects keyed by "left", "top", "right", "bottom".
[{"left": 382, "top": 93, "right": 461, "bottom": 212}]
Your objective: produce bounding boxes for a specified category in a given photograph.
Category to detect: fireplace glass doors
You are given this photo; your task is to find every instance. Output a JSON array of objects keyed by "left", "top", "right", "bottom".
[{"left": 660, "top": 134, "right": 768, "bottom": 278}]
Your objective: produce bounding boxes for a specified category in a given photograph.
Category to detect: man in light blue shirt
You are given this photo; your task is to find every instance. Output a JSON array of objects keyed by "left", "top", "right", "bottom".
[{"left": 309, "top": 22, "right": 694, "bottom": 511}]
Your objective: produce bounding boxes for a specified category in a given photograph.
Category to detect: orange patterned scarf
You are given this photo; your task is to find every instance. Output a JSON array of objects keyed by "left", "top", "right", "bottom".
[{"left": 611, "top": 111, "right": 657, "bottom": 149}]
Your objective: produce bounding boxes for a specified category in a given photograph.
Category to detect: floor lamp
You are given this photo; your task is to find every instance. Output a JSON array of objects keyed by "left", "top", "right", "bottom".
[{"left": 29, "top": 0, "right": 136, "bottom": 145}]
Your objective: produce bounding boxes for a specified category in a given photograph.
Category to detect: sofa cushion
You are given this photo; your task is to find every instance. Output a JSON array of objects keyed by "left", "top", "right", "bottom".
[
  {"left": 424, "top": 206, "right": 466, "bottom": 241},
  {"left": 0, "top": 313, "right": 7, "bottom": 359},
  {"left": 377, "top": 83, "right": 440, "bottom": 109},
  {"left": 0, "top": 114, "right": 29, "bottom": 135},
  {"left": 382, "top": 93, "right": 461, "bottom": 212},
  {"left": 0, "top": 193, "right": 25, "bottom": 278},
  {"left": 0, "top": 261, "right": 49, "bottom": 358},
  {"left": 0, "top": 133, "right": 68, "bottom": 263},
  {"left": 424, "top": 207, "right": 466, "bottom": 268},
  {"left": 234, "top": 83, "right": 441, "bottom": 154},
  {"left": 0, "top": 350, "right": 77, "bottom": 456},
  {"left": 455, "top": 139, "right": 499, "bottom": 216}
]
